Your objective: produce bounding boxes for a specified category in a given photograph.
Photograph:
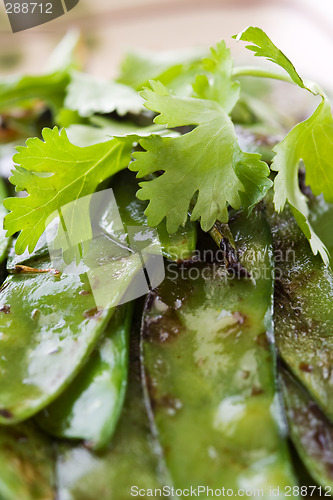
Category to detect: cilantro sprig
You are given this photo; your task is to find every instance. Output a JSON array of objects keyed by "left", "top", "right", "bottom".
[
  {"left": 130, "top": 41, "right": 272, "bottom": 233},
  {"left": 0, "top": 31, "right": 80, "bottom": 115},
  {"left": 131, "top": 80, "right": 271, "bottom": 232},
  {"left": 234, "top": 26, "right": 332, "bottom": 263},
  {"left": 3, "top": 27, "right": 333, "bottom": 263},
  {"left": 4, "top": 127, "right": 132, "bottom": 254}
]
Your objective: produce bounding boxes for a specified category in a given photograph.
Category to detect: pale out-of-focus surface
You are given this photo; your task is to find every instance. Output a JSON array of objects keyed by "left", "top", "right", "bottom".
[{"left": 0, "top": 0, "right": 333, "bottom": 90}]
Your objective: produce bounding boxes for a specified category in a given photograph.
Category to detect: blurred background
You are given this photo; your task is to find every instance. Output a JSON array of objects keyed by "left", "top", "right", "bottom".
[{"left": 0, "top": 0, "right": 333, "bottom": 90}]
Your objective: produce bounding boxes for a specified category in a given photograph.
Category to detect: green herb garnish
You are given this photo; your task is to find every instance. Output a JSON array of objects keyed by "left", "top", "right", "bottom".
[{"left": 3, "top": 26, "right": 333, "bottom": 263}]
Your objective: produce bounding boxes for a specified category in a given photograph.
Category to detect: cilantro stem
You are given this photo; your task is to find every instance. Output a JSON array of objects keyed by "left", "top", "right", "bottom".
[
  {"left": 232, "top": 66, "right": 292, "bottom": 83},
  {"left": 232, "top": 66, "right": 326, "bottom": 97},
  {"left": 209, "top": 222, "right": 236, "bottom": 250}
]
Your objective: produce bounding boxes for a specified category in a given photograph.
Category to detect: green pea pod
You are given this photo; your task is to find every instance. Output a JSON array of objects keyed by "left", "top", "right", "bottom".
[
  {"left": 309, "top": 196, "right": 333, "bottom": 266},
  {"left": 0, "top": 235, "right": 143, "bottom": 424},
  {"left": 6, "top": 233, "right": 50, "bottom": 270},
  {"left": 110, "top": 170, "right": 197, "bottom": 261},
  {"left": 0, "top": 178, "right": 11, "bottom": 266},
  {"left": 141, "top": 208, "right": 297, "bottom": 494},
  {"left": 0, "top": 422, "right": 55, "bottom": 500},
  {"left": 37, "top": 303, "right": 133, "bottom": 451},
  {"left": 269, "top": 205, "right": 333, "bottom": 421},
  {"left": 57, "top": 331, "right": 168, "bottom": 500},
  {"left": 280, "top": 368, "right": 333, "bottom": 489}
]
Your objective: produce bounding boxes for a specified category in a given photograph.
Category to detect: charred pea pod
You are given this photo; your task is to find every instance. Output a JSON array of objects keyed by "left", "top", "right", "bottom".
[
  {"left": 56, "top": 318, "right": 168, "bottom": 500},
  {"left": 280, "top": 368, "right": 333, "bottom": 490},
  {"left": 37, "top": 303, "right": 133, "bottom": 451},
  {"left": 0, "top": 422, "right": 55, "bottom": 500},
  {"left": 140, "top": 208, "right": 297, "bottom": 494},
  {"left": 33, "top": 170, "right": 196, "bottom": 448},
  {"left": 269, "top": 204, "right": 333, "bottom": 422},
  {"left": 0, "top": 230, "right": 144, "bottom": 424}
]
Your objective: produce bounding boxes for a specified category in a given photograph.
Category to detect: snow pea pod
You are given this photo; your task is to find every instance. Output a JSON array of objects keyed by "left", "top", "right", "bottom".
[
  {"left": 269, "top": 205, "right": 333, "bottom": 421},
  {"left": 37, "top": 303, "right": 133, "bottom": 451},
  {"left": 0, "top": 178, "right": 11, "bottom": 266},
  {"left": 309, "top": 195, "right": 333, "bottom": 267},
  {"left": 141, "top": 208, "right": 297, "bottom": 495},
  {"left": 0, "top": 422, "right": 55, "bottom": 500},
  {"left": 57, "top": 328, "right": 168, "bottom": 500},
  {"left": 110, "top": 170, "right": 197, "bottom": 261},
  {"left": 0, "top": 234, "right": 143, "bottom": 425},
  {"left": 280, "top": 369, "right": 333, "bottom": 489}
]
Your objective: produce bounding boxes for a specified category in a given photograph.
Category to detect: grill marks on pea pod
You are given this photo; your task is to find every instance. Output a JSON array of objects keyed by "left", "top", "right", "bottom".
[{"left": 141, "top": 208, "right": 297, "bottom": 493}]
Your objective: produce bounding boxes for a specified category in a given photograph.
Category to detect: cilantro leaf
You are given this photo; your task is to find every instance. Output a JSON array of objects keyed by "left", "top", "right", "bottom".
[
  {"left": 117, "top": 48, "right": 205, "bottom": 96},
  {"left": 232, "top": 26, "right": 310, "bottom": 91},
  {"left": 45, "top": 30, "right": 80, "bottom": 73},
  {"left": 0, "top": 72, "right": 69, "bottom": 114},
  {"left": 65, "top": 122, "right": 175, "bottom": 147},
  {"left": 234, "top": 26, "right": 331, "bottom": 262},
  {"left": 131, "top": 81, "right": 272, "bottom": 233},
  {"left": 192, "top": 41, "right": 240, "bottom": 113},
  {"left": 64, "top": 71, "right": 144, "bottom": 117},
  {"left": 117, "top": 48, "right": 204, "bottom": 89},
  {"left": 4, "top": 127, "right": 133, "bottom": 254},
  {"left": 272, "top": 99, "right": 333, "bottom": 264},
  {"left": 0, "top": 32, "right": 80, "bottom": 114}
]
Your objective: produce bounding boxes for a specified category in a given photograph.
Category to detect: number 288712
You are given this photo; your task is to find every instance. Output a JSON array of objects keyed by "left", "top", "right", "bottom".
[{"left": 5, "top": 3, "right": 53, "bottom": 14}]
